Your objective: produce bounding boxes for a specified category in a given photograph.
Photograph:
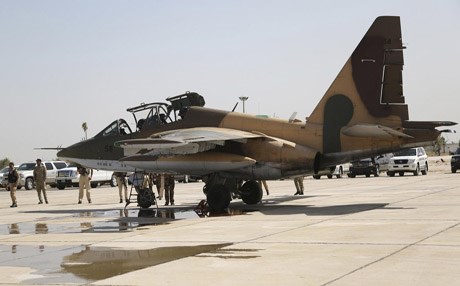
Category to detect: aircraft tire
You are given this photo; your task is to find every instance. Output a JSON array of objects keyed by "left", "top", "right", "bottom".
[
  {"left": 206, "top": 184, "right": 231, "bottom": 211},
  {"left": 137, "top": 188, "right": 155, "bottom": 208},
  {"left": 240, "top": 180, "right": 263, "bottom": 205}
]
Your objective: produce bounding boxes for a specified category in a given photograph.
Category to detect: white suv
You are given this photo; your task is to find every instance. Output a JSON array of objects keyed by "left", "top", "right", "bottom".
[
  {"left": 13, "top": 161, "right": 68, "bottom": 190},
  {"left": 387, "top": 147, "right": 428, "bottom": 177}
]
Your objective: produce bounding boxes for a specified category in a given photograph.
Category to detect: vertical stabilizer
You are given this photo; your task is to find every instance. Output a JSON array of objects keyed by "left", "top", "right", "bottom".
[{"left": 308, "top": 16, "right": 409, "bottom": 153}]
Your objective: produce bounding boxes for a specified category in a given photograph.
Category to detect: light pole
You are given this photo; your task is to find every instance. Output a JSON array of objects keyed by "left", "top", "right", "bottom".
[{"left": 239, "top": 96, "right": 249, "bottom": 113}]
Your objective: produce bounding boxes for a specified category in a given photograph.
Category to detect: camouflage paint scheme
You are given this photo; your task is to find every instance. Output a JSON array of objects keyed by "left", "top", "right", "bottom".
[{"left": 58, "top": 16, "right": 455, "bottom": 207}]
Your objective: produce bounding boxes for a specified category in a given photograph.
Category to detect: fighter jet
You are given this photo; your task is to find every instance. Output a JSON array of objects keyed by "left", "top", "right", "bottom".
[{"left": 57, "top": 16, "right": 456, "bottom": 210}]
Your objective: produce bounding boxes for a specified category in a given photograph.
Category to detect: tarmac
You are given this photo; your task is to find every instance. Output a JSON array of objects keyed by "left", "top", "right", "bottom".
[{"left": 0, "top": 158, "right": 459, "bottom": 285}]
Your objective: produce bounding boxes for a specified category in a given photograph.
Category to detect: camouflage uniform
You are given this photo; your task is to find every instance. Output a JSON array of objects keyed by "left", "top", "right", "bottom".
[
  {"left": 33, "top": 161, "right": 48, "bottom": 204},
  {"left": 7, "top": 163, "right": 19, "bottom": 207},
  {"left": 294, "top": 177, "right": 304, "bottom": 195},
  {"left": 114, "top": 172, "right": 128, "bottom": 203},
  {"left": 77, "top": 166, "right": 92, "bottom": 203},
  {"left": 164, "top": 174, "right": 175, "bottom": 206}
]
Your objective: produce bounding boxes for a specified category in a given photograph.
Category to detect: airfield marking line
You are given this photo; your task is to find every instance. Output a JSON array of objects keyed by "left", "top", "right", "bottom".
[
  {"left": 235, "top": 182, "right": 459, "bottom": 246},
  {"left": 321, "top": 221, "right": 460, "bottom": 286}
]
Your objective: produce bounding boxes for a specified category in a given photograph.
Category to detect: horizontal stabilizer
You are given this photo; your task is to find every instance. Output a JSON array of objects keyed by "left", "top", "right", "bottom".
[
  {"left": 342, "top": 124, "right": 413, "bottom": 139},
  {"left": 403, "top": 120, "right": 457, "bottom": 129}
]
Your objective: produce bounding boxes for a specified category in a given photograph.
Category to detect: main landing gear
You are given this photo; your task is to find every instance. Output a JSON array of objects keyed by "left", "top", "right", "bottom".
[{"left": 202, "top": 175, "right": 264, "bottom": 211}]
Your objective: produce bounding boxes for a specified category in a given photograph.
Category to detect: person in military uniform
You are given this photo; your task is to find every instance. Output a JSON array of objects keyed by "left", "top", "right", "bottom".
[
  {"left": 33, "top": 159, "right": 48, "bottom": 204},
  {"left": 7, "top": 162, "right": 19, "bottom": 207},
  {"left": 164, "top": 174, "right": 175, "bottom": 206},
  {"left": 293, "top": 176, "right": 304, "bottom": 195},
  {"left": 114, "top": 172, "right": 128, "bottom": 203},
  {"left": 77, "top": 164, "right": 93, "bottom": 204}
]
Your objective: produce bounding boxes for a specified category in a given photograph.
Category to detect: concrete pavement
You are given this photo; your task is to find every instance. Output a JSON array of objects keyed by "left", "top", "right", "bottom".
[{"left": 0, "top": 168, "right": 459, "bottom": 285}]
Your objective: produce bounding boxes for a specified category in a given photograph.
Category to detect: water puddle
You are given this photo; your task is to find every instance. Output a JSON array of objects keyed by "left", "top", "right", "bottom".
[
  {"left": 0, "top": 243, "right": 252, "bottom": 284},
  {"left": 60, "top": 243, "right": 233, "bottom": 281},
  {"left": 1, "top": 207, "right": 250, "bottom": 235}
]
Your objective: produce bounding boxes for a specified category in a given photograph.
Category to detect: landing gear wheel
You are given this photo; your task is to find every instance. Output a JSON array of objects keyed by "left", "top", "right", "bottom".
[
  {"left": 240, "top": 180, "right": 263, "bottom": 205},
  {"left": 206, "top": 184, "right": 231, "bottom": 211},
  {"left": 137, "top": 188, "right": 155, "bottom": 208}
]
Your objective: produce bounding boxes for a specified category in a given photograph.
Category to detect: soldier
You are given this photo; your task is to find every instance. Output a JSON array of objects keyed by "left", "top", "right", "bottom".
[
  {"left": 7, "top": 162, "right": 19, "bottom": 207},
  {"left": 114, "top": 172, "right": 128, "bottom": 203},
  {"left": 154, "top": 173, "right": 164, "bottom": 200},
  {"left": 164, "top": 174, "right": 175, "bottom": 206},
  {"left": 77, "top": 164, "right": 93, "bottom": 204},
  {"left": 293, "top": 176, "right": 304, "bottom": 195},
  {"left": 33, "top": 159, "right": 48, "bottom": 204}
]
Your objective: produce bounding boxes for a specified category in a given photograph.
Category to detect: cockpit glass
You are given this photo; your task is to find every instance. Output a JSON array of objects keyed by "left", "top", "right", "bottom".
[
  {"left": 102, "top": 121, "right": 119, "bottom": 137},
  {"left": 96, "top": 119, "right": 132, "bottom": 137}
]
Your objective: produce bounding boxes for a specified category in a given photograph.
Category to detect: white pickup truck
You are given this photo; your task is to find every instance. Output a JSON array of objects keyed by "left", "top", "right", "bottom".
[{"left": 55, "top": 163, "right": 117, "bottom": 190}]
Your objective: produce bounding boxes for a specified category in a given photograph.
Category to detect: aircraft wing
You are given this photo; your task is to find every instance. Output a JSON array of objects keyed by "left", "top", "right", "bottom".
[
  {"left": 115, "top": 127, "right": 264, "bottom": 156},
  {"left": 342, "top": 124, "right": 414, "bottom": 139}
]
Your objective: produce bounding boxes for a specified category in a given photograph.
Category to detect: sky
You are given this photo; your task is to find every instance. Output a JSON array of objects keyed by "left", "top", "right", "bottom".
[{"left": 1, "top": 0, "right": 459, "bottom": 164}]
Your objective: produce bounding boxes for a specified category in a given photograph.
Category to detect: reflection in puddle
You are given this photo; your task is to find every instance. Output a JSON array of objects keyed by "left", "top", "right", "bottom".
[
  {"left": 2, "top": 207, "right": 250, "bottom": 235},
  {"left": 35, "top": 223, "right": 48, "bottom": 234},
  {"left": 8, "top": 224, "right": 20, "bottom": 234},
  {"left": 61, "top": 243, "right": 232, "bottom": 281}
]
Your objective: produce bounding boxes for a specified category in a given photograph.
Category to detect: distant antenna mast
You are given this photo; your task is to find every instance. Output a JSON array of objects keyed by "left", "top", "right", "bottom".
[{"left": 239, "top": 96, "right": 249, "bottom": 113}]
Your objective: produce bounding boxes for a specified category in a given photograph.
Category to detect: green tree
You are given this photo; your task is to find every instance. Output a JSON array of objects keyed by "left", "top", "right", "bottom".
[
  {"left": 0, "top": 157, "right": 10, "bottom": 169},
  {"left": 82, "top": 122, "right": 88, "bottom": 140}
]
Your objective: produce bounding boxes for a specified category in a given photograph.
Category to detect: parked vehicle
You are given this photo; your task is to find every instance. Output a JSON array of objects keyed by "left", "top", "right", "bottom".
[
  {"left": 55, "top": 163, "right": 117, "bottom": 190},
  {"left": 451, "top": 148, "right": 460, "bottom": 173},
  {"left": 11, "top": 161, "right": 68, "bottom": 190},
  {"left": 174, "top": 174, "right": 201, "bottom": 183},
  {"left": 312, "top": 164, "right": 349, "bottom": 179},
  {"left": 387, "top": 147, "right": 428, "bottom": 176},
  {"left": 348, "top": 154, "right": 392, "bottom": 178},
  {"left": 349, "top": 159, "right": 379, "bottom": 177},
  {"left": 0, "top": 167, "right": 11, "bottom": 188}
]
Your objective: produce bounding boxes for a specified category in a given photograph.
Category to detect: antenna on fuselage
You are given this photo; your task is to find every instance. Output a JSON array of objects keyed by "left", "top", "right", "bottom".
[{"left": 232, "top": 102, "right": 239, "bottom": 112}]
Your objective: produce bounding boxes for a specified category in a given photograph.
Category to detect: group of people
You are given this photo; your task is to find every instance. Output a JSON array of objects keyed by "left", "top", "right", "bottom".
[
  {"left": 5, "top": 158, "right": 304, "bottom": 208},
  {"left": 6, "top": 159, "right": 50, "bottom": 208},
  {"left": 5, "top": 159, "right": 93, "bottom": 207}
]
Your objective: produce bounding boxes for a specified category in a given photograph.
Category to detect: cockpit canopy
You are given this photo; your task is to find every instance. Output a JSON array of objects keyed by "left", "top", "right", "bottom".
[
  {"left": 94, "top": 91, "right": 205, "bottom": 137},
  {"left": 95, "top": 119, "right": 132, "bottom": 138}
]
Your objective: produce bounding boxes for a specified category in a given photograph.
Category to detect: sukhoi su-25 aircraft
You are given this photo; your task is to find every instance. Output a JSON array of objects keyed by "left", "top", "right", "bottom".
[{"left": 57, "top": 16, "right": 456, "bottom": 210}]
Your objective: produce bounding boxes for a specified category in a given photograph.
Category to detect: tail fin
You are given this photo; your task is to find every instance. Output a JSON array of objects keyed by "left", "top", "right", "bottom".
[{"left": 308, "top": 16, "right": 409, "bottom": 153}]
